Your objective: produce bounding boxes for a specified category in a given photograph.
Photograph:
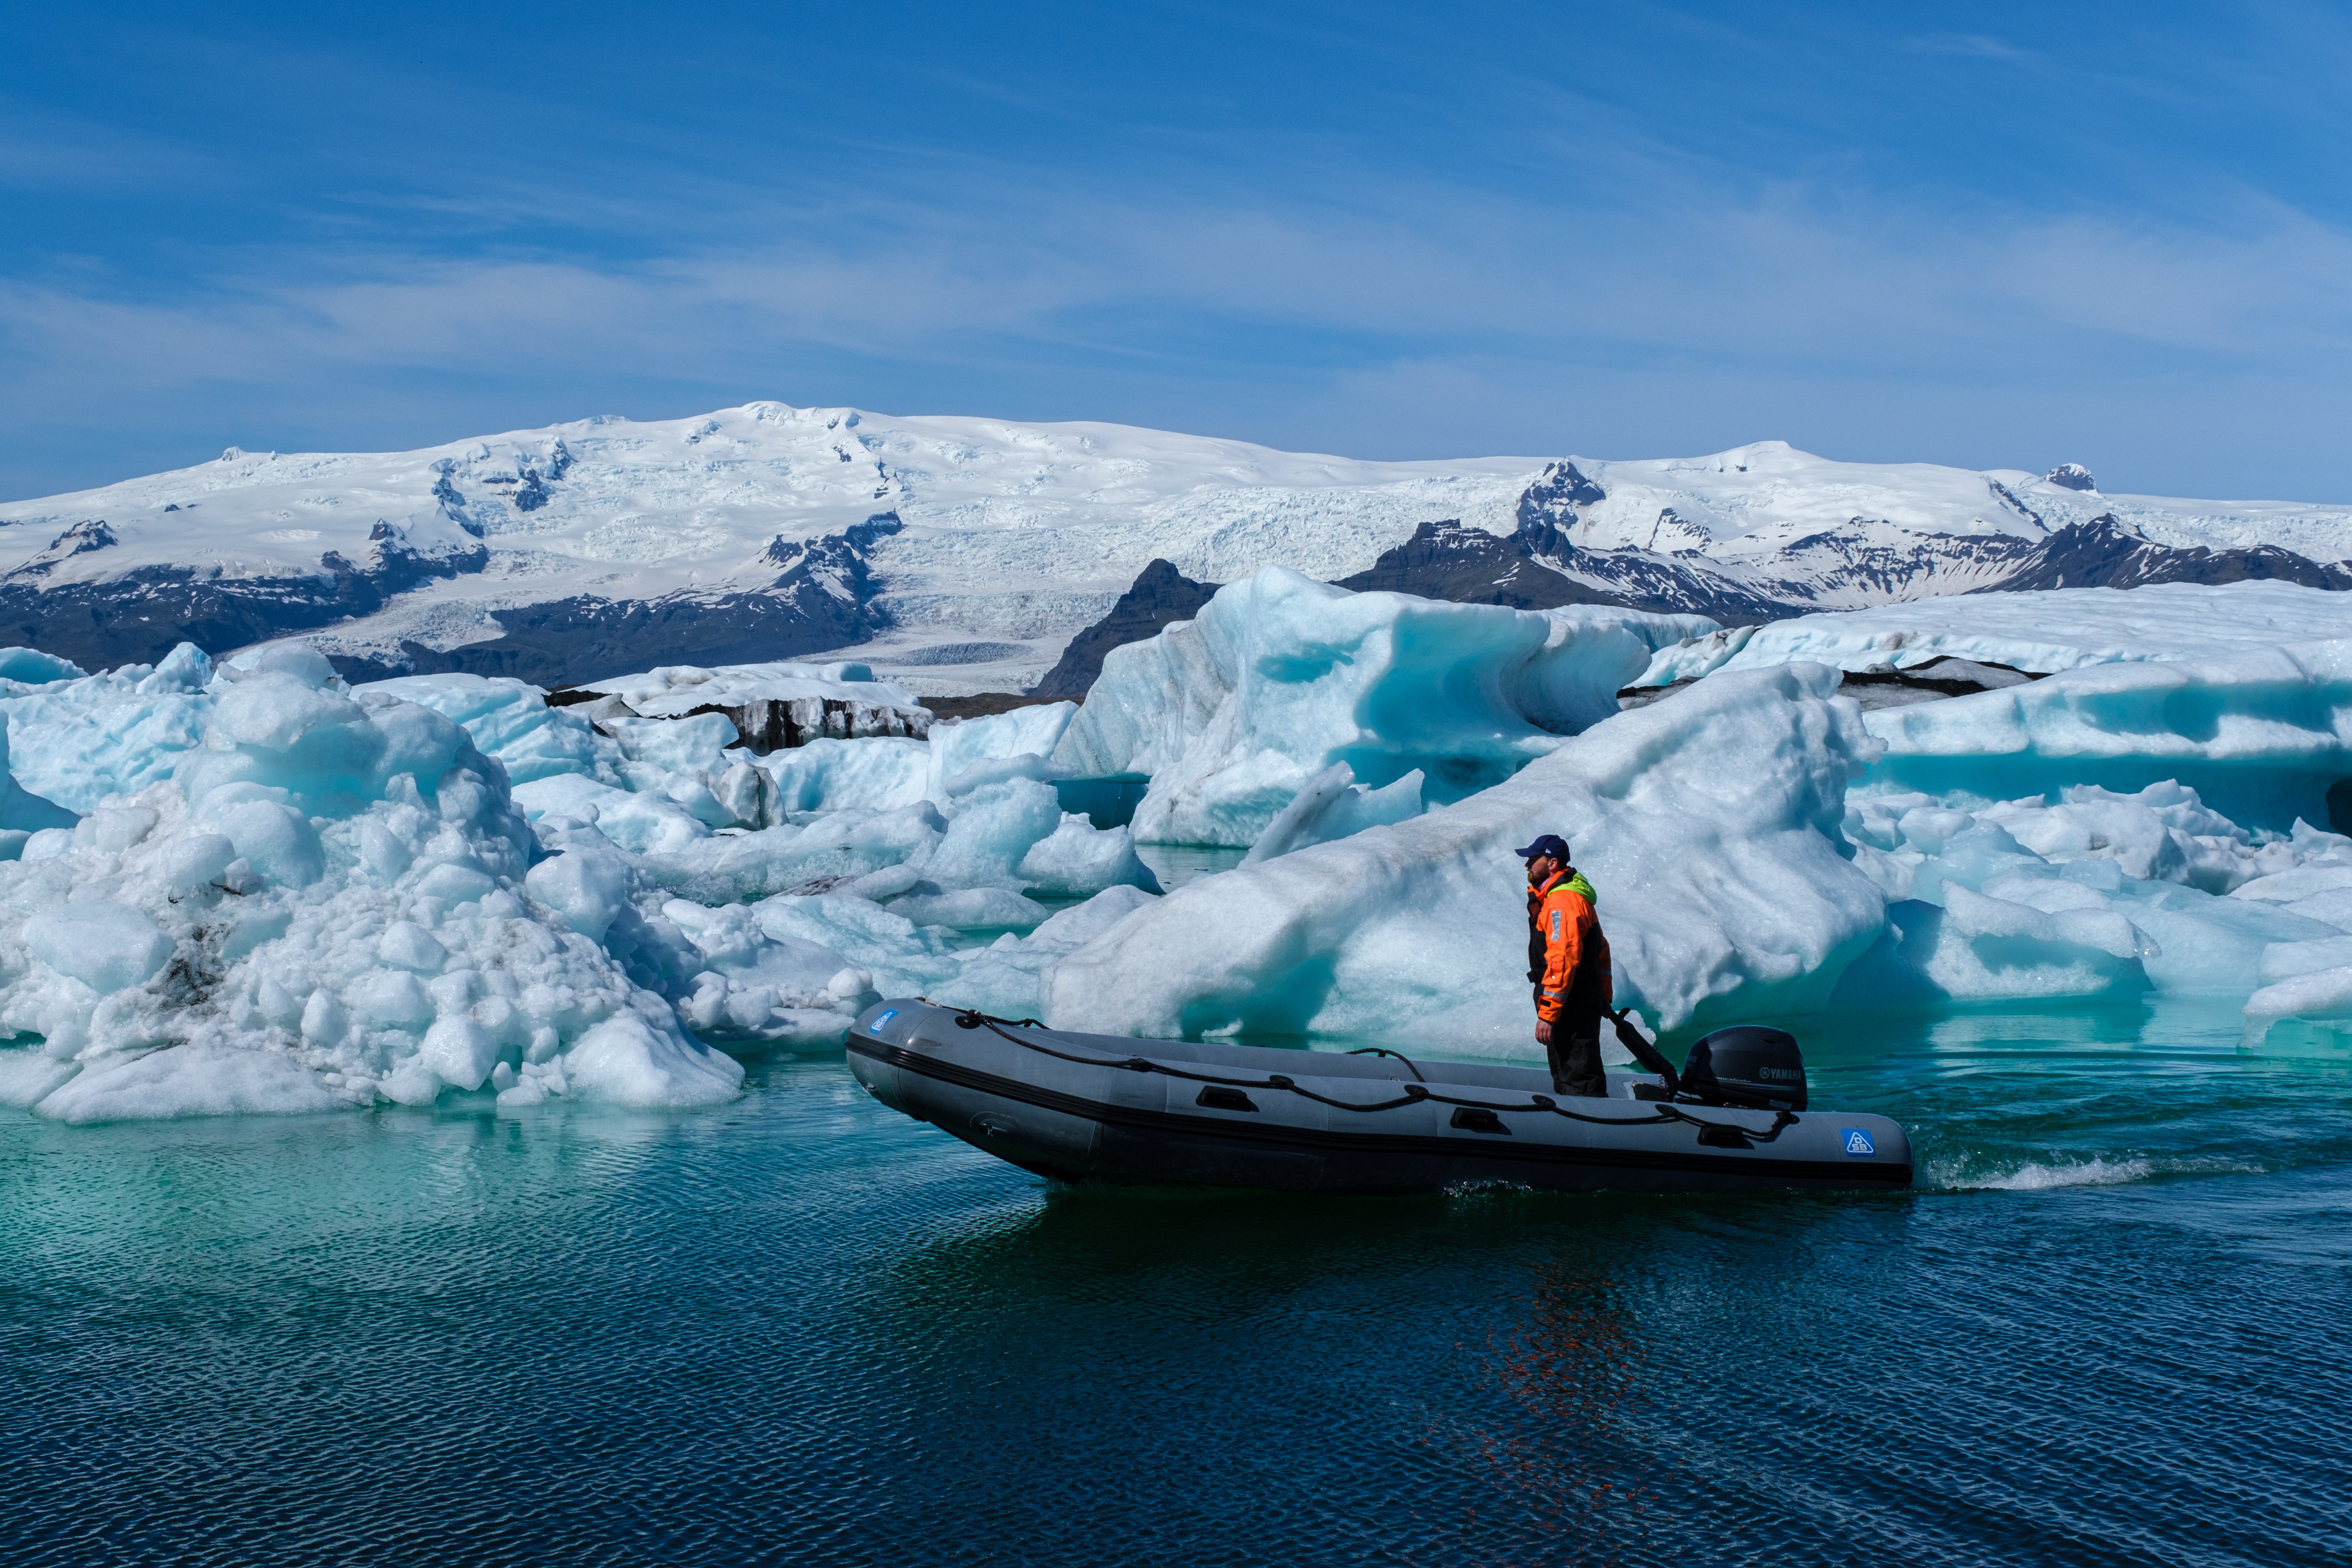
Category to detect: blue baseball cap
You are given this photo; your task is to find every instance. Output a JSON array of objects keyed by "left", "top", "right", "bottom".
[{"left": 1514, "top": 833, "right": 1571, "bottom": 861}]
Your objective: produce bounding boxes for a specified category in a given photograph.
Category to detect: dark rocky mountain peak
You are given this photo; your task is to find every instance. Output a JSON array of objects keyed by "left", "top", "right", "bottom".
[
  {"left": 8, "top": 519, "right": 118, "bottom": 579},
  {"left": 1977, "top": 513, "right": 2352, "bottom": 594},
  {"left": 337, "top": 511, "right": 907, "bottom": 687},
  {"left": 1031, "top": 557, "right": 1219, "bottom": 698},
  {"left": 1515, "top": 460, "right": 1607, "bottom": 536},
  {"left": 2044, "top": 463, "right": 2097, "bottom": 492}
]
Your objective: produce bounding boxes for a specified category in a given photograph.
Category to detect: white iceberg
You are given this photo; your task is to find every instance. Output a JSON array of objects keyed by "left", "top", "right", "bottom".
[
  {"left": 1046, "top": 663, "right": 1886, "bottom": 1050},
  {"left": 362, "top": 672, "right": 619, "bottom": 786},
  {"left": 0, "top": 657, "right": 744, "bottom": 1120}
]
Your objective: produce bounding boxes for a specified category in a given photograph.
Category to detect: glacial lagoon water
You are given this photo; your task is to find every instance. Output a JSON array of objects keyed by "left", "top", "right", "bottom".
[{"left": 4, "top": 997, "right": 2349, "bottom": 1567}]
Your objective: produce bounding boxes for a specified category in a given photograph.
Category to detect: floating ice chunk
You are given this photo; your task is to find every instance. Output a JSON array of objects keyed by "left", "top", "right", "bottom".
[
  {"left": 1047, "top": 663, "right": 1887, "bottom": 1050},
  {"left": 0, "top": 644, "right": 214, "bottom": 812},
  {"left": 524, "top": 834, "right": 637, "bottom": 940},
  {"left": 1242, "top": 762, "right": 1424, "bottom": 865},
  {"left": 642, "top": 803, "right": 945, "bottom": 905},
  {"left": 418, "top": 1015, "right": 498, "bottom": 1091},
  {"left": 239, "top": 643, "right": 340, "bottom": 689},
  {"left": 2244, "top": 963, "right": 2352, "bottom": 1049},
  {"left": 931, "top": 704, "right": 1077, "bottom": 791},
  {"left": 1835, "top": 884, "right": 2150, "bottom": 1006},
  {"left": 940, "top": 752, "right": 1073, "bottom": 799},
  {"left": 362, "top": 674, "right": 617, "bottom": 786},
  {"left": 2257, "top": 936, "right": 2352, "bottom": 985},
  {"left": 578, "top": 660, "right": 920, "bottom": 718},
  {"left": 752, "top": 706, "right": 1080, "bottom": 816},
  {"left": 1632, "top": 581, "right": 2352, "bottom": 686},
  {"left": 601, "top": 712, "right": 739, "bottom": 776},
  {"left": 559, "top": 1005, "right": 747, "bottom": 1107},
  {"left": 662, "top": 898, "right": 878, "bottom": 1050},
  {"left": 25, "top": 903, "right": 173, "bottom": 994},
  {"left": 28, "top": 1042, "right": 351, "bottom": 1124},
  {"left": 1864, "top": 640, "right": 2352, "bottom": 830},
  {"left": 1056, "top": 565, "right": 1714, "bottom": 846},
  {"left": 749, "top": 893, "right": 961, "bottom": 999},
  {"left": 2232, "top": 864, "right": 2352, "bottom": 903},
  {"left": 511, "top": 774, "right": 710, "bottom": 854},
  {"left": 941, "top": 885, "right": 1159, "bottom": 1018},
  {"left": 758, "top": 737, "right": 932, "bottom": 813},
  {"left": 889, "top": 887, "right": 1048, "bottom": 931},
  {"left": 924, "top": 778, "right": 1064, "bottom": 890},
  {"left": 208, "top": 798, "right": 326, "bottom": 887},
  {"left": 1017, "top": 815, "right": 1161, "bottom": 896},
  {"left": 0, "top": 718, "right": 75, "bottom": 835},
  {"left": 0, "top": 680, "right": 742, "bottom": 1121},
  {"left": 0, "top": 647, "right": 84, "bottom": 687}
]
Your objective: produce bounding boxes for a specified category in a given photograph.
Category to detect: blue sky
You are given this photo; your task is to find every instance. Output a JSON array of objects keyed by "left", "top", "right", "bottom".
[{"left": 3, "top": 0, "right": 2348, "bottom": 501}]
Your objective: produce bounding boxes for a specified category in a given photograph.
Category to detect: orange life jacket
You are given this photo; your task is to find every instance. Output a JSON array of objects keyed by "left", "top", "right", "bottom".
[{"left": 1527, "top": 869, "right": 1611, "bottom": 1025}]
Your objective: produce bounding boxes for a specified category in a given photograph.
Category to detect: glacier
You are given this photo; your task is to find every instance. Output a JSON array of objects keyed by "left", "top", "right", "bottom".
[{"left": 11, "top": 403, "right": 2351, "bottom": 702}]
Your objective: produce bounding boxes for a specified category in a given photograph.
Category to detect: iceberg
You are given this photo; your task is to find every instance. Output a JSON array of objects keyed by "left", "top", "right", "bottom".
[
  {"left": 1046, "top": 663, "right": 1886, "bottom": 1050},
  {"left": 756, "top": 702, "right": 1077, "bottom": 814},
  {"left": 1636, "top": 580, "right": 2352, "bottom": 685},
  {"left": 0, "top": 642, "right": 216, "bottom": 814},
  {"left": 1863, "top": 640, "right": 2352, "bottom": 830},
  {"left": 1055, "top": 565, "right": 1716, "bottom": 847},
  {"left": 0, "top": 655, "right": 745, "bottom": 1121},
  {"left": 1834, "top": 782, "right": 2350, "bottom": 1001},
  {"left": 362, "top": 673, "right": 619, "bottom": 786}
]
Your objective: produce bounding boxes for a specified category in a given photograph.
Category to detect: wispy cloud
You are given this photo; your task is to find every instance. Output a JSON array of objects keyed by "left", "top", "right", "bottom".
[{"left": 1905, "top": 32, "right": 2031, "bottom": 61}]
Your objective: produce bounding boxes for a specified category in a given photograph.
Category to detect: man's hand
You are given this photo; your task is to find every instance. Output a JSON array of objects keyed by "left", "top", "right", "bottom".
[{"left": 1535, "top": 1019, "right": 1554, "bottom": 1045}]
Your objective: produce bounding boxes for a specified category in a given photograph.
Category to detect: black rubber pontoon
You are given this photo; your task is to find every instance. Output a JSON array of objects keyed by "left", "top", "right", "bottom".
[{"left": 848, "top": 1000, "right": 1911, "bottom": 1195}]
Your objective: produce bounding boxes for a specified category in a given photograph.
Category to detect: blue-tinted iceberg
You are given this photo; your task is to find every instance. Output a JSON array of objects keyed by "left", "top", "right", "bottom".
[
  {"left": 1636, "top": 580, "right": 2352, "bottom": 684},
  {"left": 1055, "top": 565, "right": 1716, "bottom": 846},
  {"left": 1863, "top": 641, "right": 2352, "bottom": 830}
]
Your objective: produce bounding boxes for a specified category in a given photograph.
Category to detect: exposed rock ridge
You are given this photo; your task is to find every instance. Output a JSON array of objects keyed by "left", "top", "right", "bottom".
[
  {"left": 1030, "top": 558, "right": 1220, "bottom": 698},
  {"left": 0, "top": 525, "right": 487, "bottom": 671},
  {"left": 334, "top": 513, "right": 905, "bottom": 686},
  {"left": 1980, "top": 513, "right": 2352, "bottom": 594}
]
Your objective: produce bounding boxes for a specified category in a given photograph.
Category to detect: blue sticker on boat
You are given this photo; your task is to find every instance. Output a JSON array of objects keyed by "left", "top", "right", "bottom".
[
  {"left": 869, "top": 1008, "right": 899, "bottom": 1034},
  {"left": 1842, "top": 1128, "right": 1876, "bottom": 1156}
]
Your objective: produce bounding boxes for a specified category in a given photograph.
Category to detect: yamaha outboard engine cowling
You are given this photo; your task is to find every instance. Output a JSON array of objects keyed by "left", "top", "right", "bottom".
[{"left": 1680, "top": 1027, "right": 1807, "bottom": 1111}]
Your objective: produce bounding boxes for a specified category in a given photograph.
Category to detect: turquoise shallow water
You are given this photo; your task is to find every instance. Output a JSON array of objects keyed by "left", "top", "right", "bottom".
[{"left": 4, "top": 997, "right": 2350, "bottom": 1566}]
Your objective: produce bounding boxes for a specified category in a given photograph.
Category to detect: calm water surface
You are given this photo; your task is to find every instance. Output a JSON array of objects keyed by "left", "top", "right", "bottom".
[{"left": 3, "top": 997, "right": 2347, "bottom": 1567}]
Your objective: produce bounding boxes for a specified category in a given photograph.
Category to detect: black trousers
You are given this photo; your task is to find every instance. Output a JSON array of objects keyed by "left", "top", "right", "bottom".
[{"left": 1545, "top": 1011, "right": 1608, "bottom": 1098}]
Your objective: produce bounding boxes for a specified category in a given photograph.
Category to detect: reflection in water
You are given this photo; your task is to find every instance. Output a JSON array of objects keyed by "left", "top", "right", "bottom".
[{"left": 1455, "top": 1263, "right": 1654, "bottom": 1566}]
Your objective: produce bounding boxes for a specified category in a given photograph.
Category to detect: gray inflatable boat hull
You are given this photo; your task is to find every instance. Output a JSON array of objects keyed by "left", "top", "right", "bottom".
[{"left": 848, "top": 1001, "right": 1912, "bottom": 1196}]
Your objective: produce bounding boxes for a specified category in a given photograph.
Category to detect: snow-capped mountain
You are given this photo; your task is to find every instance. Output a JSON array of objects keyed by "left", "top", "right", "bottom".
[{"left": 3, "top": 404, "right": 2347, "bottom": 692}]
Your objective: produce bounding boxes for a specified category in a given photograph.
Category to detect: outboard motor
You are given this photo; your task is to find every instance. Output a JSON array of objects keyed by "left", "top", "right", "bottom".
[{"left": 1680, "top": 1026, "right": 1807, "bottom": 1112}]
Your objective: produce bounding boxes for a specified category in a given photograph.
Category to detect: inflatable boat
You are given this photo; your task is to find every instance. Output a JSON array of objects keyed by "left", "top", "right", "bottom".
[{"left": 848, "top": 1000, "right": 1911, "bottom": 1195}]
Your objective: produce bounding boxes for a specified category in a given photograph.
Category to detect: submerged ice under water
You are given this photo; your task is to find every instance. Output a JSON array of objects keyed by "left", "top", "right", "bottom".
[{"left": 2, "top": 992, "right": 2344, "bottom": 1568}]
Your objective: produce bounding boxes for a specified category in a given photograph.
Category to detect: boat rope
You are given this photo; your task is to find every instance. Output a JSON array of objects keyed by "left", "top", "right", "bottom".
[
  {"left": 1345, "top": 1046, "right": 1426, "bottom": 1081},
  {"left": 940, "top": 1007, "right": 1798, "bottom": 1141}
]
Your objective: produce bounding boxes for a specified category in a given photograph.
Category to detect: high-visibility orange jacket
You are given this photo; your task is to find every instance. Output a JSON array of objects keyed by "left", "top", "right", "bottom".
[{"left": 1528, "top": 869, "right": 1611, "bottom": 1025}]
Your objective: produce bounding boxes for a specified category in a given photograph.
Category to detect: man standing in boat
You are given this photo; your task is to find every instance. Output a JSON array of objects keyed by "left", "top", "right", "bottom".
[{"left": 1519, "top": 834, "right": 1611, "bottom": 1098}]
